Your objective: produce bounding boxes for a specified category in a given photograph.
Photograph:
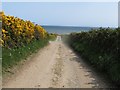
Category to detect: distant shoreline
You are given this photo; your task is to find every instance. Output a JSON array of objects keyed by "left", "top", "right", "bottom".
[
  {"left": 41, "top": 25, "right": 94, "bottom": 34},
  {"left": 41, "top": 25, "right": 117, "bottom": 29},
  {"left": 41, "top": 25, "right": 116, "bottom": 34}
]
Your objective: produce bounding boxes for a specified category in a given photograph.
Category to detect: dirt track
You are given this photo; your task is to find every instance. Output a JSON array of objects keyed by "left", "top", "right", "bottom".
[{"left": 3, "top": 36, "right": 110, "bottom": 88}]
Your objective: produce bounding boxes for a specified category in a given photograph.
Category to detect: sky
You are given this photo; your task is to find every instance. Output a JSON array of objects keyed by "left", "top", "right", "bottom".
[
  {"left": 2, "top": 2, "right": 118, "bottom": 27},
  {"left": 1, "top": 0, "right": 119, "bottom": 2},
  {"left": 0, "top": 2, "right": 1, "bottom": 11}
]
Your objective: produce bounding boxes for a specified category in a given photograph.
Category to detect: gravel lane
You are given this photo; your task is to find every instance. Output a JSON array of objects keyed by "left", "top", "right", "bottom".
[{"left": 3, "top": 36, "right": 110, "bottom": 88}]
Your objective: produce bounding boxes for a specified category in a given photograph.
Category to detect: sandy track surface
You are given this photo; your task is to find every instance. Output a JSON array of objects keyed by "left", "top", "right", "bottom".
[{"left": 3, "top": 36, "right": 110, "bottom": 88}]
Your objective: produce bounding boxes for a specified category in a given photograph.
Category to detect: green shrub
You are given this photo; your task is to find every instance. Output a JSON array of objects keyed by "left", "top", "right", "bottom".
[{"left": 68, "top": 27, "right": 120, "bottom": 85}]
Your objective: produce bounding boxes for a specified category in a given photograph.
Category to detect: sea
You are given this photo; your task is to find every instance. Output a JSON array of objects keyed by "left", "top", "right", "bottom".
[{"left": 42, "top": 26, "right": 94, "bottom": 34}]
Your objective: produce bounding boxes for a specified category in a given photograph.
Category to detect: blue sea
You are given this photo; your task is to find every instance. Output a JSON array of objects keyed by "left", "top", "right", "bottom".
[{"left": 42, "top": 26, "right": 93, "bottom": 34}]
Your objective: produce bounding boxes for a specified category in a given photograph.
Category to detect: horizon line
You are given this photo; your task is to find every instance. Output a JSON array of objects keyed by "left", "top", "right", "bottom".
[{"left": 41, "top": 24, "right": 117, "bottom": 28}]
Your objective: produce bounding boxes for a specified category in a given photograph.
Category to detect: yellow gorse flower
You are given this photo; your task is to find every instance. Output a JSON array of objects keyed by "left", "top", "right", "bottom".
[
  {"left": 2, "top": 29, "right": 6, "bottom": 33},
  {"left": 1, "top": 11, "right": 51, "bottom": 48}
]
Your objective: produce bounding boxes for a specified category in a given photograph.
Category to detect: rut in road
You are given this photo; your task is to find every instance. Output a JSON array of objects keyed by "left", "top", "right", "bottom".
[{"left": 3, "top": 36, "right": 110, "bottom": 88}]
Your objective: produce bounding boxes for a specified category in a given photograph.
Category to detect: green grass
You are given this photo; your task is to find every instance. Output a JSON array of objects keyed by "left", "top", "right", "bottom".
[{"left": 2, "top": 39, "right": 49, "bottom": 72}]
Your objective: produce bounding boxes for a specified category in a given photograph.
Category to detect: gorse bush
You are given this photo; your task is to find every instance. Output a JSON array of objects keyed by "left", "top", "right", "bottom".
[
  {"left": 69, "top": 27, "right": 120, "bottom": 85},
  {"left": 1, "top": 12, "right": 57, "bottom": 71},
  {"left": 1, "top": 12, "right": 49, "bottom": 48}
]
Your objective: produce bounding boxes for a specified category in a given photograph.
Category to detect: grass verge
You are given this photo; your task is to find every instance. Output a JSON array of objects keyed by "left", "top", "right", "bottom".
[{"left": 2, "top": 39, "right": 49, "bottom": 73}]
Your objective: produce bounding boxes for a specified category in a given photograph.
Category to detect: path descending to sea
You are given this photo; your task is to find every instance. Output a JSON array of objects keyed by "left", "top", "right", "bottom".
[{"left": 3, "top": 36, "right": 109, "bottom": 88}]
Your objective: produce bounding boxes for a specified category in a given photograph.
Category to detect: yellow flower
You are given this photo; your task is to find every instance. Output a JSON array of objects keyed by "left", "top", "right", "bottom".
[{"left": 2, "top": 29, "right": 8, "bottom": 33}]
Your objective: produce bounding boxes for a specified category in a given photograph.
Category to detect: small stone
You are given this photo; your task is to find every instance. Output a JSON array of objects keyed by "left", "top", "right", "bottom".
[{"left": 38, "top": 84, "right": 40, "bottom": 87}]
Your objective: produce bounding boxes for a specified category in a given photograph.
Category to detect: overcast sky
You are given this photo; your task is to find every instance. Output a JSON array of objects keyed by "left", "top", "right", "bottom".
[{"left": 2, "top": 2, "right": 118, "bottom": 27}]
